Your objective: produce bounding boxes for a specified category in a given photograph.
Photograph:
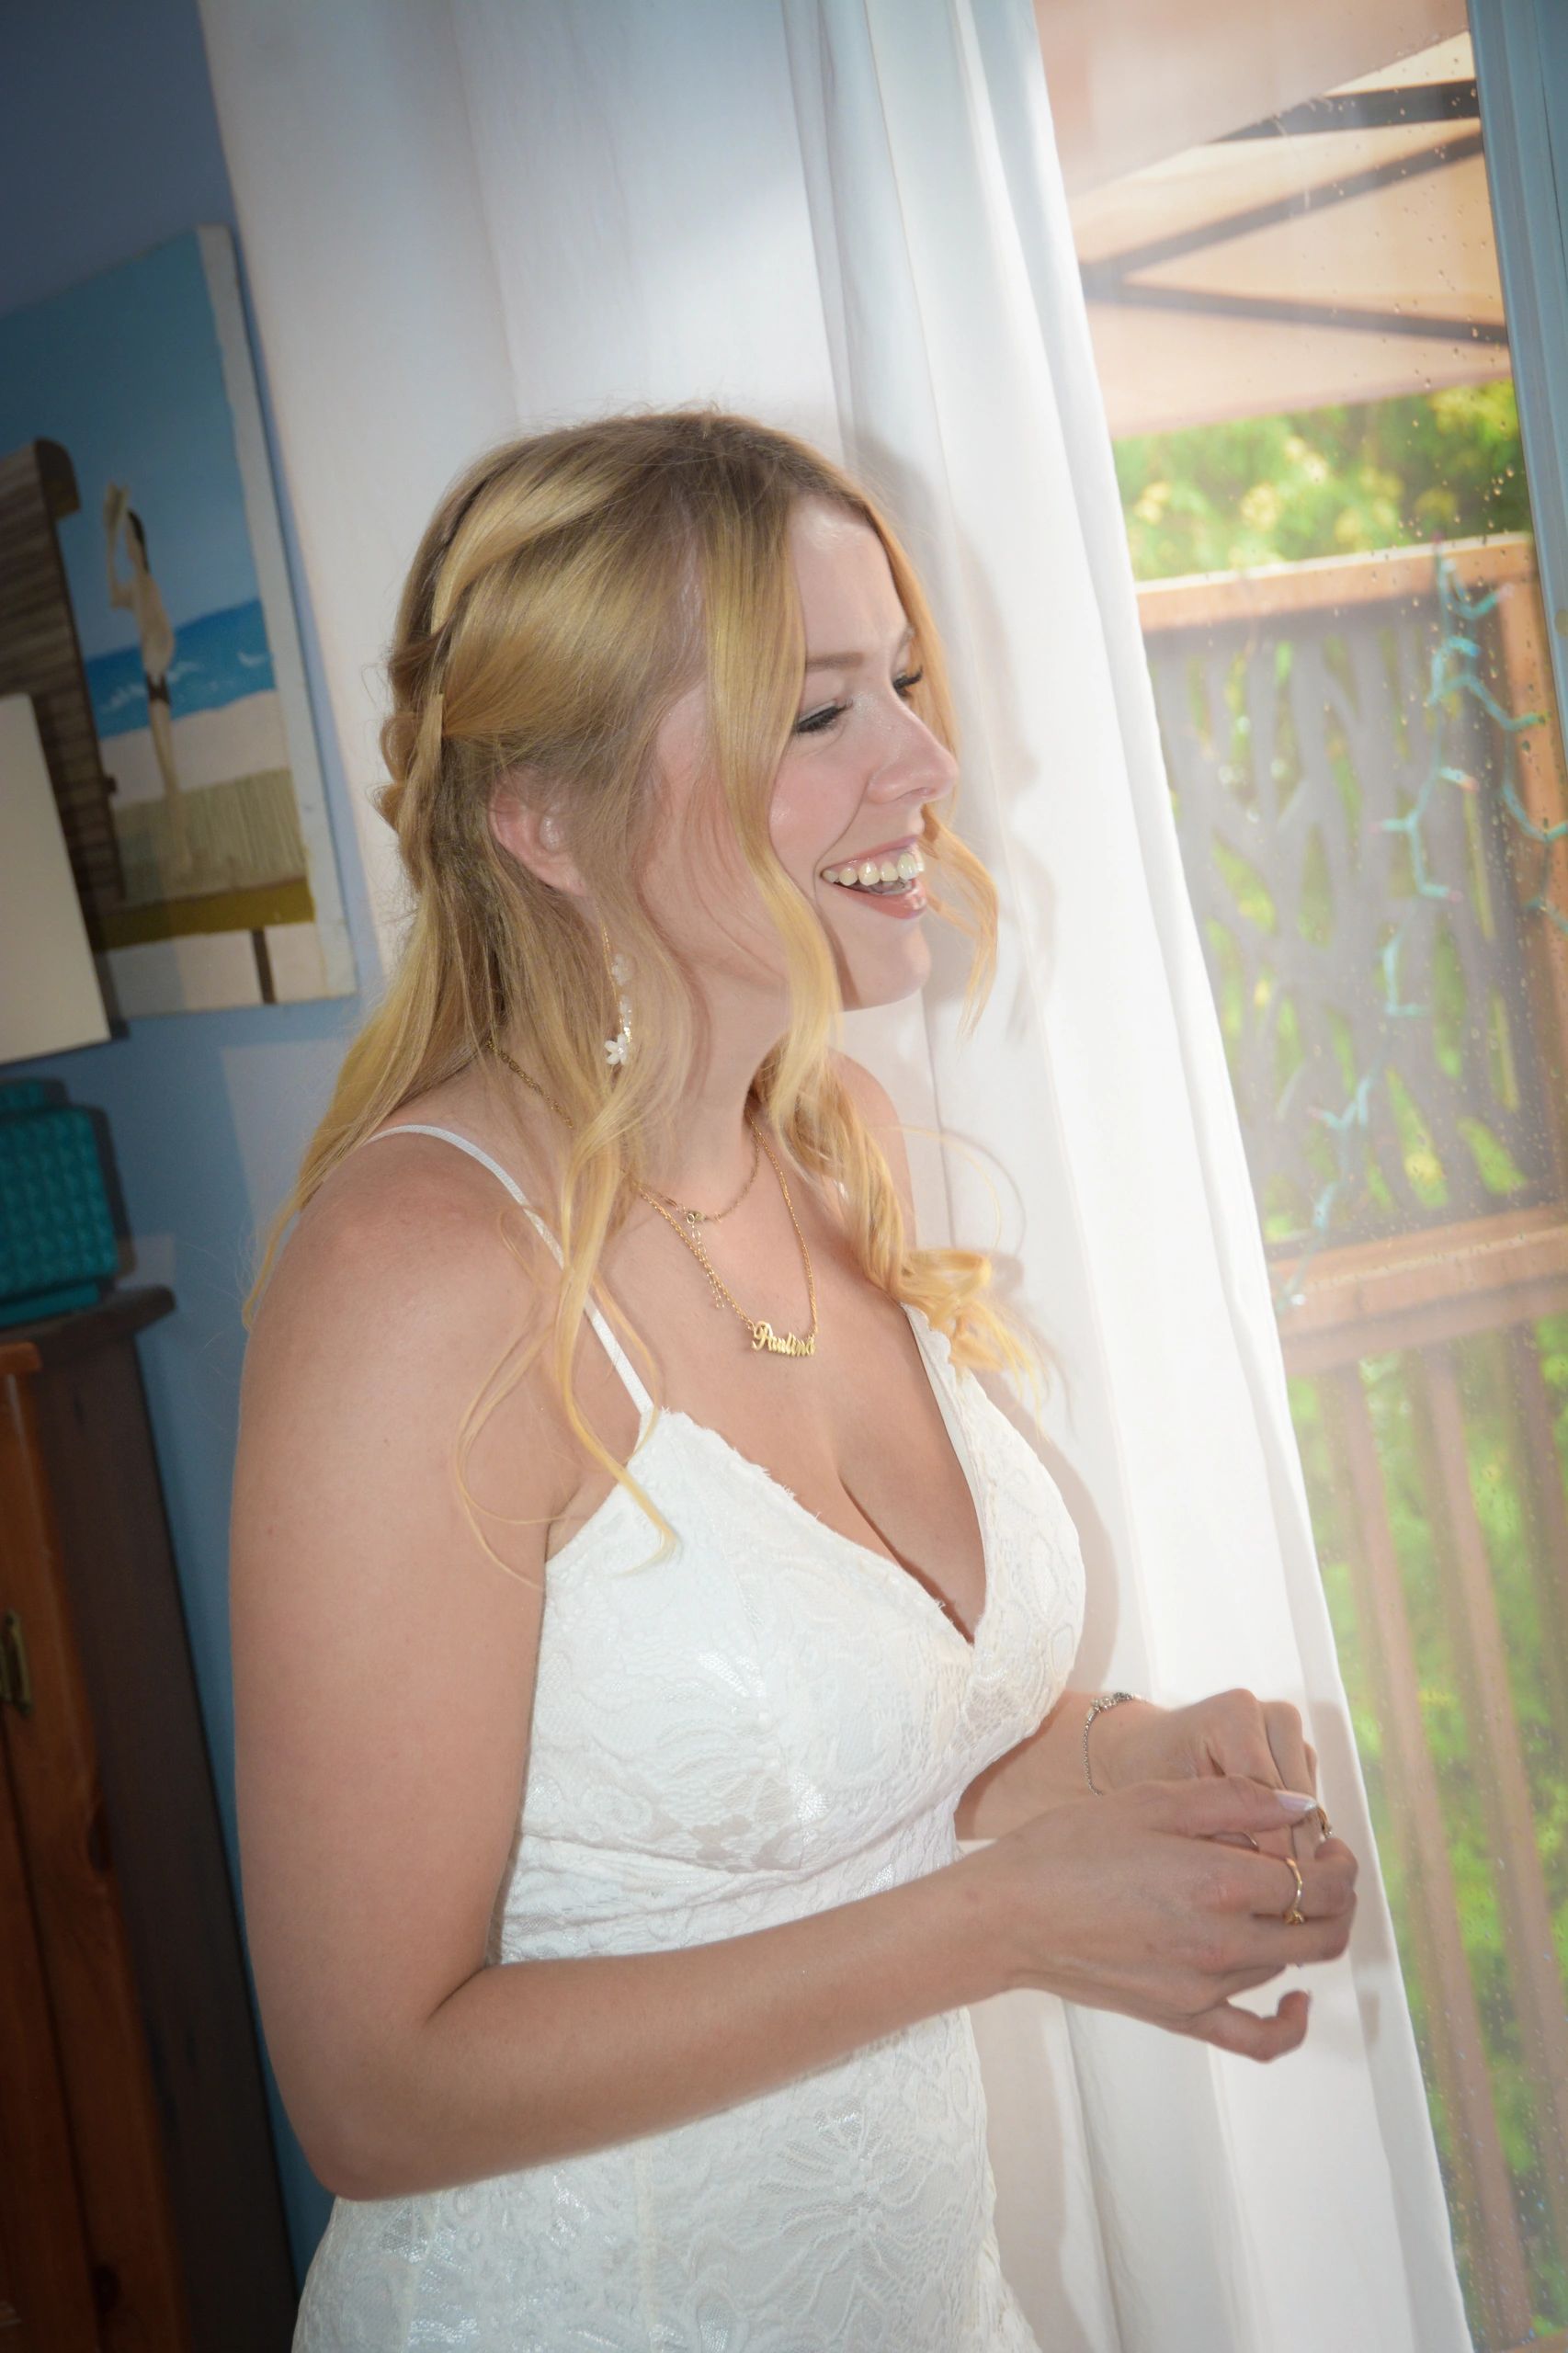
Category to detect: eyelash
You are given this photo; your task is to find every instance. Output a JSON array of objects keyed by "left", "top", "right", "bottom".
[{"left": 793, "top": 668, "right": 925, "bottom": 736}]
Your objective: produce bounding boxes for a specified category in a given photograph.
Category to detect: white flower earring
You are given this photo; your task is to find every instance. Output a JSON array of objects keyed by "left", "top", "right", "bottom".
[{"left": 599, "top": 924, "right": 632, "bottom": 1067}]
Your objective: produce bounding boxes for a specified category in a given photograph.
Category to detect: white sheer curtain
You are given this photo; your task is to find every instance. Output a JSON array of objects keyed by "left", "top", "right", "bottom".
[{"left": 200, "top": 4, "right": 1471, "bottom": 2344}]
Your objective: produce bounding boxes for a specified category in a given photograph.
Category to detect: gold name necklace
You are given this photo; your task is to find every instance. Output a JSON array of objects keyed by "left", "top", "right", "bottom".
[{"left": 490, "top": 1044, "right": 819, "bottom": 1358}]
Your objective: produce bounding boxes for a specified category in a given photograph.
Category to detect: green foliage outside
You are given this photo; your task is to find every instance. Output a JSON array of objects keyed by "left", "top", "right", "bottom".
[
  {"left": 1121, "top": 379, "right": 1568, "bottom": 2342},
  {"left": 1114, "top": 384, "right": 1527, "bottom": 583}
]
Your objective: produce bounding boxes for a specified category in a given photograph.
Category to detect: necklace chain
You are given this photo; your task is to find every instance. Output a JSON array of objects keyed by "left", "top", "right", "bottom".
[
  {"left": 489, "top": 1042, "right": 818, "bottom": 1358},
  {"left": 638, "top": 1123, "right": 818, "bottom": 1356},
  {"left": 646, "top": 1120, "right": 760, "bottom": 1227}
]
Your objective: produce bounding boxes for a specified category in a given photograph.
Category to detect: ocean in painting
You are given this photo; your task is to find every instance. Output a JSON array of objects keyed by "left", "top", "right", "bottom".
[{"left": 85, "top": 595, "right": 276, "bottom": 738}]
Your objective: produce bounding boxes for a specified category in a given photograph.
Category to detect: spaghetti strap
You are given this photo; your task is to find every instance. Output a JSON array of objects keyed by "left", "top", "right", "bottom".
[{"left": 357, "top": 1122, "right": 653, "bottom": 1418}]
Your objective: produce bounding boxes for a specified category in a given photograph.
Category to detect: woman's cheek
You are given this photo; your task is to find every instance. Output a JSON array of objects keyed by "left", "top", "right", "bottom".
[{"left": 769, "top": 759, "right": 862, "bottom": 880}]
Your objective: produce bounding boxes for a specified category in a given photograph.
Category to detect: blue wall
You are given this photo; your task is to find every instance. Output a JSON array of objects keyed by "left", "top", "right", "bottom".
[{"left": 2, "top": 0, "right": 384, "bottom": 2285}]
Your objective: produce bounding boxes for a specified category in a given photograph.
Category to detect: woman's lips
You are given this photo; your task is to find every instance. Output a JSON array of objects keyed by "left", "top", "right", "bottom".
[{"left": 826, "top": 876, "right": 928, "bottom": 921}]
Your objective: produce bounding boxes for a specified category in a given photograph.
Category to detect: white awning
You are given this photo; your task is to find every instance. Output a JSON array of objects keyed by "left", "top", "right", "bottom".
[{"left": 1044, "top": 18, "right": 1506, "bottom": 435}]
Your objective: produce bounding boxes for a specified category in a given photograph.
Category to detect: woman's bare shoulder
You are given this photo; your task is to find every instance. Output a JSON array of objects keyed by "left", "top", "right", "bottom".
[
  {"left": 240, "top": 1085, "right": 596, "bottom": 1546},
  {"left": 260, "top": 1075, "right": 553, "bottom": 1314},
  {"left": 301, "top": 1113, "right": 513, "bottom": 1254},
  {"left": 243, "top": 1102, "right": 568, "bottom": 1464}
]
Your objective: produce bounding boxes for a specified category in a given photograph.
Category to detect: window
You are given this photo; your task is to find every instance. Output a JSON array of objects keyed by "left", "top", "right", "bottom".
[{"left": 1055, "top": 19, "right": 1568, "bottom": 2345}]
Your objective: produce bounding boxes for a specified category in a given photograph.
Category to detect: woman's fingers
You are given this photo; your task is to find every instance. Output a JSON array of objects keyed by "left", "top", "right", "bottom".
[
  {"left": 1139, "top": 1779, "right": 1358, "bottom": 1932},
  {"left": 1133, "top": 1771, "right": 1319, "bottom": 1843},
  {"left": 1232, "top": 1836, "right": 1357, "bottom": 1923},
  {"left": 1262, "top": 1698, "right": 1314, "bottom": 1799},
  {"left": 1234, "top": 1903, "right": 1352, "bottom": 1972},
  {"left": 1131, "top": 1824, "right": 1358, "bottom": 2009},
  {"left": 1212, "top": 1960, "right": 1301, "bottom": 1999},
  {"left": 1182, "top": 1902, "right": 1349, "bottom": 1984},
  {"left": 1188, "top": 1988, "right": 1312, "bottom": 2063},
  {"left": 1261, "top": 1699, "right": 1323, "bottom": 1867},
  {"left": 1187, "top": 1689, "right": 1328, "bottom": 1870},
  {"left": 1170, "top": 1842, "right": 1356, "bottom": 1991},
  {"left": 989, "top": 1773, "right": 1355, "bottom": 2060}
]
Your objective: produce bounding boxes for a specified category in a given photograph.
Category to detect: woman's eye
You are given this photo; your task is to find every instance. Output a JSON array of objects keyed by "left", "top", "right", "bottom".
[{"left": 792, "top": 668, "right": 924, "bottom": 737}]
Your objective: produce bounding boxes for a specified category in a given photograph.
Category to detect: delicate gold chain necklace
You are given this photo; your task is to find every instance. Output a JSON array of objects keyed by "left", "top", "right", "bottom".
[
  {"left": 489, "top": 1043, "right": 819, "bottom": 1358},
  {"left": 645, "top": 1120, "right": 760, "bottom": 1227}
]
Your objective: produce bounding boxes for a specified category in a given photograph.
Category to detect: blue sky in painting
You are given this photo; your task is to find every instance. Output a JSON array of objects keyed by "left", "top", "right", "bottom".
[{"left": 0, "top": 229, "right": 259, "bottom": 659}]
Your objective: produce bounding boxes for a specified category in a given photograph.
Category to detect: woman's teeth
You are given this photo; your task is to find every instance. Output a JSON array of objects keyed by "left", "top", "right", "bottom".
[{"left": 823, "top": 846, "right": 925, "bottom": 894}]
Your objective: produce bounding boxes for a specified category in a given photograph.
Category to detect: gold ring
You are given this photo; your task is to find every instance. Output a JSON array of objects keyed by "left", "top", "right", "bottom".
[{"left": 1281, "top": 1855, "right": 1306, "bottom": 1926}]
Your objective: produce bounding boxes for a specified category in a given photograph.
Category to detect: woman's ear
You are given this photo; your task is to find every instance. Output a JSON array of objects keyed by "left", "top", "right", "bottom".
[{"left": 488, "top": 772, "right": 585, "bottom": 897}]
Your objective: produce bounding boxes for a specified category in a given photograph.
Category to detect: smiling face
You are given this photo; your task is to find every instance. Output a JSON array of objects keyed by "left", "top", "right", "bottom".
[
  {"left": 639, "top": 495, "right": 960, "bottom": 1022},
  {"left": 770, "top": 498, "right": 959, "bottom": 1008}
]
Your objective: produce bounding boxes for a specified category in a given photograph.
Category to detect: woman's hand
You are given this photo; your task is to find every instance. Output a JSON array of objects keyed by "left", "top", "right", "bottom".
[
  {"left": 1092, "top": 1688, "right": 1325, "bottom": 1870},
  {"left": 964, "top": 1773, "right": 1358, "bottom": 2061}
]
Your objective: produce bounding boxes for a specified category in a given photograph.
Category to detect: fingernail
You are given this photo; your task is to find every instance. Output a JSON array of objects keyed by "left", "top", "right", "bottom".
[{"left": 1276, "top": 1790, "right": 1318, "bottom": 1813}]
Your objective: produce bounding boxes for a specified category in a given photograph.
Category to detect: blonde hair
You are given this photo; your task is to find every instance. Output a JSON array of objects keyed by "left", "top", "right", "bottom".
[{"left": 244, "top": 406, "right": 1043, "bottom": 1574}]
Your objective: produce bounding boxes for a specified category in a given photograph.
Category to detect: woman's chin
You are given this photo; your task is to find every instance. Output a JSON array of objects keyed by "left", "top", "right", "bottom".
[{"left": 831, "top": 927, "right": 932, "bottom": 1013}]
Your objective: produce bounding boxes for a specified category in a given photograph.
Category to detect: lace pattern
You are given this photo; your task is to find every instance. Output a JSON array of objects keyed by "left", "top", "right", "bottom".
[{"left": 293, "top": 1130, "right": 1085, "bottom": 2350}]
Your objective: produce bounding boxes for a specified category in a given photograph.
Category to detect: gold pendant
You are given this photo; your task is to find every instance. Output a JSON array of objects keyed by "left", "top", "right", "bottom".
[{"left": 750, "top": 1320, "right": 815, "bottom": 1357}]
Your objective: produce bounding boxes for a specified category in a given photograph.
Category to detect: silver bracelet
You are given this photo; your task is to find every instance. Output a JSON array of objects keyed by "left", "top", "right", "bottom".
[{"left": 1083, "top": 1690, "right": 1144, "bottom": 1795}]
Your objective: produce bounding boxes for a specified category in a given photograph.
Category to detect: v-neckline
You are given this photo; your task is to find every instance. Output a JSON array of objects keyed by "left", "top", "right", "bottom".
[
  {"left": 355, "top": 1122, "right": 989, "bottom": 1647},
  {"left": 550, "top": 1305, "right": 993, "bottom": 1654}
]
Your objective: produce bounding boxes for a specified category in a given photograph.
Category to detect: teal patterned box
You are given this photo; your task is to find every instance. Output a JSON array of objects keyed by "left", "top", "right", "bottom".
[{"left": 0, "top": 1084, "right": 118, "bottom": 1328}]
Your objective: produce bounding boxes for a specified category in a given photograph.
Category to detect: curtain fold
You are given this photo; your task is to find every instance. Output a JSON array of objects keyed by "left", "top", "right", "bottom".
[{"left": 200, "top": 3, "right": 1471, "bottom": 2343}]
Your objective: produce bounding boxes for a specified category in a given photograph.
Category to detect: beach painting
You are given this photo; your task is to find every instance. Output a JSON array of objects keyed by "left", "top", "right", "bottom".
[{"left": 0, "top": 226, "right": 355, "bottom": 1013}]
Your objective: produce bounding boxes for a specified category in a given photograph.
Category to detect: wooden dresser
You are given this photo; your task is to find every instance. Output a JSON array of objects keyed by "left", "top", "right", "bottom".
[{"left": 0, "top": 1287, "right": 296, "bottom": 2348}]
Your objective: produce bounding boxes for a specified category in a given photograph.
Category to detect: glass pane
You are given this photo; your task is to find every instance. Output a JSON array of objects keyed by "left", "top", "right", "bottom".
[{"left": 1053, "top": 20, "right": 1568, "bottom": 2347}]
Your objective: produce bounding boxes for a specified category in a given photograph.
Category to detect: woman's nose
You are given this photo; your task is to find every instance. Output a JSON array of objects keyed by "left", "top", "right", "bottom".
[{"left": 868, "top": 728, "right": 958, "bottom": 808}]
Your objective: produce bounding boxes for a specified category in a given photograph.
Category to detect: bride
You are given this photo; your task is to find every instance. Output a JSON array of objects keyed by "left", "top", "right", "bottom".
[{"left": 231, "top": 406, "right": 1355, "bottom": 2350}]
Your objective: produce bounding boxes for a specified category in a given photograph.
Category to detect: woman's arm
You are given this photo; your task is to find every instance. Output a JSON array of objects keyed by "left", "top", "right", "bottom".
[
  {"left": 956, "top": 1688, "right": 1165, "bottom": 1839},
  {"left": 354, "top": 1768, "right": 1339, "bottom": 2200},
  {"left": 960, "top": 1681, "right": 1326, "bottom": 1844},
  {"left": 369, "top": 1834, "right": 997, "bottom": 2197},
  {"left": 231, "top": 1137, "right": 998, "bottom": 2202}
]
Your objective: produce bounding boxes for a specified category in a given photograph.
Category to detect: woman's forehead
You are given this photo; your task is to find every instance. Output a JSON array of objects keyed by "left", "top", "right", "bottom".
[
  {"left": 788, "top": 500, "right": 905, "bottom": 648},
  {"left": 652, "top": 502, "right": 909, "bottom": 776}
]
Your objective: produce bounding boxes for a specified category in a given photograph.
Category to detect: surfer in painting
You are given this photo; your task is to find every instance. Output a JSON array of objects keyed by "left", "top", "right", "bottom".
[{"left": 104, "top": 479, "right": 194, "bottom": 881}]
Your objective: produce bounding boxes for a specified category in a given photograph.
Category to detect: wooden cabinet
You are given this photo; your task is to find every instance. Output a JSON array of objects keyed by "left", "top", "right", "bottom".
[{"left": 0, "top": 1289, "right": 296, "bottom": 2349}]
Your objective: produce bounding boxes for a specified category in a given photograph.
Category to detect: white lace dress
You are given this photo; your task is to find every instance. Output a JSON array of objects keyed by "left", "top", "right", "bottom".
[{"left": 291, "top": 1123, "right": 1087, "bottom": 2351}]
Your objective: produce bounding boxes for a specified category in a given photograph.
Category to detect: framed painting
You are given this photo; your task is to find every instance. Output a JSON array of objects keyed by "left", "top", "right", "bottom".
[{"left": 0, "top": 225, "right": 356, "bottom": 1014}]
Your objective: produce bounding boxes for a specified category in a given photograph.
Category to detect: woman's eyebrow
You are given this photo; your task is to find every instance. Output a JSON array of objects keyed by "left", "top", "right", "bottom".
[{"left": 803, "top": 621, "right": 915, "bottom": 673}]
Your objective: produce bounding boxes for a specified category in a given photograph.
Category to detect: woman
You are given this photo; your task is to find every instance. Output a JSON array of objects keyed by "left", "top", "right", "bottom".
[
  {"left": 102, "top": 480, "right": 194, "bottom": 883},
  {"left": 232, "top": 409, "right": 1355, "bottom": 2351}
]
